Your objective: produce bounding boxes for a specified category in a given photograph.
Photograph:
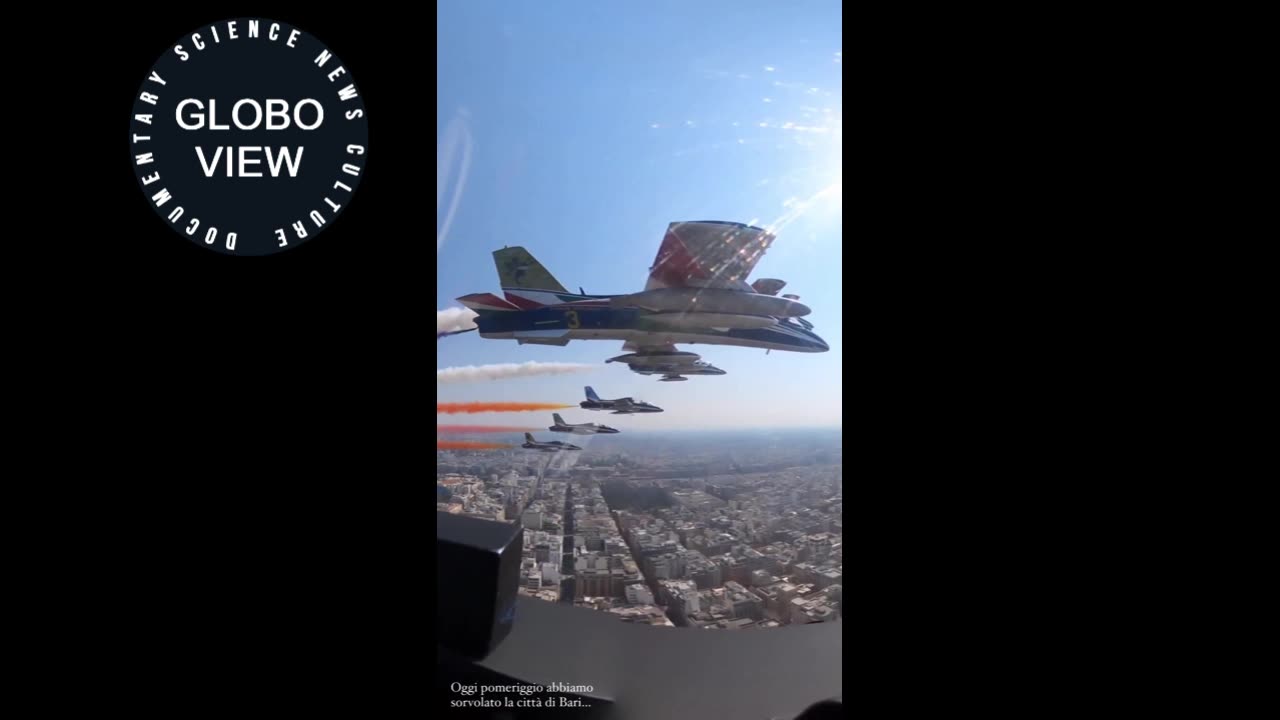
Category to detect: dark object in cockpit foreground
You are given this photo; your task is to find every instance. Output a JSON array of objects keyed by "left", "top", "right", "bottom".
[{"left": 437, "top": 512, "right": 524, "bottom": 659}]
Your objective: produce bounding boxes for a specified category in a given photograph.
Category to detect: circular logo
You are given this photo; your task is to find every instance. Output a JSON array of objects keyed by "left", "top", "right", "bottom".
[{"left": 129, "top": 19, "right": 369, "bottom": 256}]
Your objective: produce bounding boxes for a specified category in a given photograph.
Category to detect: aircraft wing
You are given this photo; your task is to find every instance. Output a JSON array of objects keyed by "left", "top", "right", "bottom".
[
  {"left": 645, "top": 221, "right": 774, "bottom": 292},
  {"left": 619, "top": 340, "right": 703, "bottom": 365}
]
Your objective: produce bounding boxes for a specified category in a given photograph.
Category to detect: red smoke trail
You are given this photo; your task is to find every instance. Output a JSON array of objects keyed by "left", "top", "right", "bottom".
[
  {"left": 437, "top": 402, "right": 574, "bottom": 414},
  {"left": 438, "top": 425, "right": 538, "bottom": 434},
  {"left": 437, "top": 440, "right": 513, "bottom": 450}
]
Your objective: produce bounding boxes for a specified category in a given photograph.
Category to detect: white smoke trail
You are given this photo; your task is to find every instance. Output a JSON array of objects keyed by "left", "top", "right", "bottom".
[
  {"left": 551, "top": 434, "right": 594, "bottom": 475},
  {"left": 549, "top": 451, "right": 572, "bottom": 475},
  {"left": 437, "top": 307, "right": 479, "bottom": 336},
  {"left": 436, "top": 361, "right": 596, "bottom": 384},
  {"left": 437, "top": 109, "right": 473, "bottom": 253}
]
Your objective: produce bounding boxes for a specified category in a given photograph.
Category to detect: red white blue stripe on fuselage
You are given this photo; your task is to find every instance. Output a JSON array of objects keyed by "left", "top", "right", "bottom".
[
  {"left": 500, "top": 287, "right": 615, "bottom": 309},
  {"left": 472, "top": 306, "right": 827, "bottom": 353}
]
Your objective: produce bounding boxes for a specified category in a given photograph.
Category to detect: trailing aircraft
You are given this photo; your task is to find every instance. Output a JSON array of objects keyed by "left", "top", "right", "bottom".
[
  {"left": 522, "top": 433, "right": 582, "bottom": 452},
  {"left": 548, "top": 413, "right": 620, "bottom": 435},
  {"left": 579, "top": 386, "right": 664, "bottom": 414}
]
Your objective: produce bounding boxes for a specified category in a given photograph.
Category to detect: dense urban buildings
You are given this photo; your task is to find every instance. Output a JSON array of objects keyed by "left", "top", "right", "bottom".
[{"left": 437, "top": 429, "right": 841, "bottom": 630}]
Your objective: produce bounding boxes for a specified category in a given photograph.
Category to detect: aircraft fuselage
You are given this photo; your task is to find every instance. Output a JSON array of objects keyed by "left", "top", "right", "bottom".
[
  {"left": 550, "top": 424, "right": 618, "bottom": 435},
  {"left": 472, "top": 306, "right": 828, "bottom": 353},
  {"left": 580, "top": 400, "right": 663, "bottom": 414}
]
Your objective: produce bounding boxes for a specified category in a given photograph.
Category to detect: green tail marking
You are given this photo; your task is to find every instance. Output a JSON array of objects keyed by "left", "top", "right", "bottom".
[{"left": 493, "top": 247, "right": 568, "bottom": 293}]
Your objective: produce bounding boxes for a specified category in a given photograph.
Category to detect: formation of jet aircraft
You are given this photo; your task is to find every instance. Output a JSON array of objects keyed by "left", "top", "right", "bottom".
[
  {"left": 457, "top": 220, "right": 828, "bottom": 382},
  {"left": 549, "top": 413, "right": 619, "bottom": 435},
  {"left": 443, "top": 220, "right": 834, "bottom": 455},
  {"left": 513, "top": 393, "right": 647, "bottom": 452}
]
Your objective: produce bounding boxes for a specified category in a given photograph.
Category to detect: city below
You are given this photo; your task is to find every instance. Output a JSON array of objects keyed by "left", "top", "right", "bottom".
[{"left": 437, "top": 428, "right": 842, "bottom": 630}]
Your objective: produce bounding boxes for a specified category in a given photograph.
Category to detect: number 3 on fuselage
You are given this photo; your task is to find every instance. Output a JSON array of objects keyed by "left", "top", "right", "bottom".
[{"left": 565, "top": 310, "right": 581, "bottom": 329}]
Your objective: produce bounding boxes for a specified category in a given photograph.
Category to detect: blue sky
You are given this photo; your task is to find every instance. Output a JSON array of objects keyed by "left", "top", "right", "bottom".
[{"left": 437, "top": 1, "right": 841, "bottom": 431}]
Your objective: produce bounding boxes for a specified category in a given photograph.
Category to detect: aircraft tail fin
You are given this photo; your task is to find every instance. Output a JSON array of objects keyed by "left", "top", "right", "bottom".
[
  {"left": 493, "top": 247, "right": 568, "bottom": 293},
  {"left": 524, "top": 433, "right": 535, "bottom": 442},
  {"left": 585, "top": 386, "right": 601, "bottom": 401},
  {"left": 553, "top": 413, "right": 566, "bottom": 425}
]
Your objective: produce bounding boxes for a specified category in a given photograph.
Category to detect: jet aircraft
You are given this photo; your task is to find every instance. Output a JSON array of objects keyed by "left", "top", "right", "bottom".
[
  {"left": 522, "top": 433, "right": 582, "bottom": 452},
  {"left": 604, "top": 352, "right": 727, "bottom": 382},
  {"left": 457, "top": 221, "right": 828, "bottom": 380},
  {"left": 549, "top": 413, "right": 620, "bottom": 435},
  {"left": 579, "top": 386, "right": 664, "bottom": 414}
]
